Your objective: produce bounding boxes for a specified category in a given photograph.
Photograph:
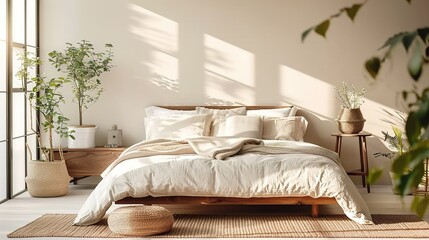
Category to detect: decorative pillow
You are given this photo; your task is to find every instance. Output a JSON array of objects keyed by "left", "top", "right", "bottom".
[
  {"left": 247, "top": 106, "right": 297, "bottom": 117},
  {"left": 145, "top": 114, "right": 212, "bottom": 140},
  {"left": 262, "top": 116, "right": 308, "bottom": 141},
  {"left": 224, "top": 115, "right": 263, "bottom": 139},
  {"left": 145, "top": 106, "right": 197, "bottom": 118},
  {"left": 196, "top": 107, "right": 247, "bottom": 136}
]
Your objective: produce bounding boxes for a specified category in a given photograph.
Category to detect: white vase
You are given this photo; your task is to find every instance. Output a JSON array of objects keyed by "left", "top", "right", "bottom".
[{"left": 68, "top": 125, "right": 97, "bottom": 148}]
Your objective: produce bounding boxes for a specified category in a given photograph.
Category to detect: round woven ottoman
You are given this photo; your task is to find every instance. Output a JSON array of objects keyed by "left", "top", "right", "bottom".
[{"left": 108, "top": 206, "right": 174, "bottom": 236}]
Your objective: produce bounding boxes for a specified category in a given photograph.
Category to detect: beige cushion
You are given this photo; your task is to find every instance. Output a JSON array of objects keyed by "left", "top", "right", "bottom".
[
  {"left": 247, "top": 107, "right": 297, "bottom": 117},
  {"left": 196, "top": 107, "right": 246, "bottom": 136},
  {"left": 145, "top": 114, "right": 212, "bottom": 140},
  {"left": 224, "top": 115, "right": 263, "bottom": 138},
  {"left": 262, "top": 116, "right": 308, "bottom": 141},
  {"left": 108, "top": 206, "right": 173, "bottom": 236}
]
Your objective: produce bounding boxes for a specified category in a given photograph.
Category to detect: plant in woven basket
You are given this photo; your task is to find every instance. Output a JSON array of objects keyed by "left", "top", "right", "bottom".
[
  {"left": 334, "top": 82, "right": 366, "bottom": 134},
  {"left": 17, "top": 51, "right": 73, "bottom": 197}
]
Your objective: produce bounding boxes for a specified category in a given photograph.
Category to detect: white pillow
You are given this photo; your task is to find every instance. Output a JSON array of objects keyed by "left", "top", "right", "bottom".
[
  {"left": 262, "top": 116, "right": 308, "bottom": 141},
  {"left": 145, "top": 114, "right": 212, "bottom": 140},
  {"left": 196, "top": 107, "right": 247, "bottom": 136},
  {"left": 247, "top": 107, "right": 296, "bottom": 117},
  {"left": 224, "top": 116, "right": 263, "bottom": 139},
  {"left": 145, "top": 106, "right": 197, "bottom": 117}
]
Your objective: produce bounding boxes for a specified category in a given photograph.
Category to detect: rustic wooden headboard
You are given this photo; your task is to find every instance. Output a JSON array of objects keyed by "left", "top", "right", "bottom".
[{"left": 160, "top": 106, "right": 292, "bottom": 110}]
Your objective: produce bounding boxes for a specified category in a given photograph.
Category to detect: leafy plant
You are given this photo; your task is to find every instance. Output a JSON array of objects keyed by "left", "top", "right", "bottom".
[
  {"left": 48, "top": 40, "right": 114, "bottom": 126},
  {"left": 392, "top": 87, "right": 429, "bottom": 216},
  {"left": 302, "top": 0, "right": 429, "bottom": 217},
  {"left": 16, "top": 51, "right": 73, "bottom": 162},
  {"left": 334, "top": 82, "right": 366, "bottom": 109},
  {"left": 302, "top": 0, "right": 428, "bottom": 82}
]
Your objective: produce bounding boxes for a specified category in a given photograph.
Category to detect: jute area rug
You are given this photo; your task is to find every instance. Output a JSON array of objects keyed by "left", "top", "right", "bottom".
[{"left": 8, "top": 214, "right": 429, "bottom": 238}]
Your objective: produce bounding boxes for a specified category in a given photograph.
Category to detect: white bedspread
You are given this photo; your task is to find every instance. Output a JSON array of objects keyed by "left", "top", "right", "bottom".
[{"left": 74, "top": 140, "right": 372, "bottom": 225}]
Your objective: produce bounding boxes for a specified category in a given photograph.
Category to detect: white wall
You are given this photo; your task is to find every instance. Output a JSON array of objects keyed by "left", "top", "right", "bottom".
[{"left": 40, "top": 0, "right": 429, "bottom": 184}]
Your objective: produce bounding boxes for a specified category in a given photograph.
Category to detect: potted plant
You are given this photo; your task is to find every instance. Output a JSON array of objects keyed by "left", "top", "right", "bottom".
[
  {"left": 334, "top": 82, "right": 366, "bottom": 134},
  {"left": 374, "top": 125, "right": 410, "bottom": 194},
  {"left": 49, "top": 40, "right": 114, "bottom": 148},
  {"left": 17, "top": 51, "right": 73, "bottom": 197}
]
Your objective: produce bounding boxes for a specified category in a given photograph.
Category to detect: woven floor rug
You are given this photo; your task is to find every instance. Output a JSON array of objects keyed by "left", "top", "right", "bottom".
[{"left": 7, "top": 214, "right": 429, "bottom": 238}]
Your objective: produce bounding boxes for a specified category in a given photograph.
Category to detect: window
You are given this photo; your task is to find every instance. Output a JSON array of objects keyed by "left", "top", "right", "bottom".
[{"left": 0, "top": 0, "right": 39, "bottom": 202}]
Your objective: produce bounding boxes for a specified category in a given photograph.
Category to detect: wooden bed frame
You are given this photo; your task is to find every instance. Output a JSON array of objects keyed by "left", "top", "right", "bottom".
[{"left": 115, "top": 106, "right": 338, "bottom": 217}]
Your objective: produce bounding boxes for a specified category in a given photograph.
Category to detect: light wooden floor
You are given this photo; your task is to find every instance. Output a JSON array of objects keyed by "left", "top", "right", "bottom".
[{"left": 0, "top": 184, "right": 428, "bottom": 240}]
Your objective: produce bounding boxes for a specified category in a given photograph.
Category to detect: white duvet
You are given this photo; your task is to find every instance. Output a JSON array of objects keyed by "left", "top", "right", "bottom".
[{"left": 74, "top": 140, "right": 373, "bottom": 225}]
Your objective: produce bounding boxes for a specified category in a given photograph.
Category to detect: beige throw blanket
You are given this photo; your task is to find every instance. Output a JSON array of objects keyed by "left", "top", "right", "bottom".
[{"left": 102, "top": 137, "right": 339, "bottom": 177}]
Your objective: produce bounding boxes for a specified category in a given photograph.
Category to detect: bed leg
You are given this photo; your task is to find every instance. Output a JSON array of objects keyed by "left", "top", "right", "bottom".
[{"left": 311, "top": 204, "right": 319, "bottom": 217}]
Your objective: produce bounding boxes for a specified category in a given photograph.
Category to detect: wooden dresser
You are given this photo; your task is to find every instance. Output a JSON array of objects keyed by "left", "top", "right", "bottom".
[{"left": 53, "top": 147, "right": 126, "bottom": 182}]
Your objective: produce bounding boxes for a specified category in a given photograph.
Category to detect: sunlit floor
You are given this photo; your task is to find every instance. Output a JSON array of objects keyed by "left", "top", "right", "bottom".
[{"left": 0, "top": 184, "right": 427, "bottom": 240}]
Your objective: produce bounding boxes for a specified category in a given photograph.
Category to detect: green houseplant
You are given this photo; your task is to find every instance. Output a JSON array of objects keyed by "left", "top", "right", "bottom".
[
  {"left": 49, "top": 40, "right": 114, "bottom": 148},
  {"left": 302, "top": 0, "right": 429, "bottom": 216},
  {"left": 17, "top": 51, "right": 73, "bottom": 197}
]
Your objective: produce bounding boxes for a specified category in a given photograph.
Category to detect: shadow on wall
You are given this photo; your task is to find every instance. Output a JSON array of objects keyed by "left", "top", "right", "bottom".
[{"left": 125, "top": 2, "right": 404, "bottom": 184}]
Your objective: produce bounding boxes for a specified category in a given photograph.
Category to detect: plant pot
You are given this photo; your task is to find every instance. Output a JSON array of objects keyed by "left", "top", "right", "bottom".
[
  {"left": 336, "top": 108, "right": 366, "bottom": 134},
  {"left": 68, "top": 125, "right": 97, "bottom": 148},
  {"left": 25, "top": 160, "right": 71, "bottom": 197}
]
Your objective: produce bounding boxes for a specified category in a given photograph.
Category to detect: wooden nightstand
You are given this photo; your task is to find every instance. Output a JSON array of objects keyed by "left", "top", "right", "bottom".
[
  {"left": 53, "top": 147, "right": 126, "bottom": 183},
  {"left": 331, "top": 132, "right": 372, "bottom": 193}
]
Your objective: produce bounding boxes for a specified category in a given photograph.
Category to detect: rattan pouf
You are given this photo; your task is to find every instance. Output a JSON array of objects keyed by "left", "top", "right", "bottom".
[{"left": 108, "top": 206, "right": 174, "bottom": 236}]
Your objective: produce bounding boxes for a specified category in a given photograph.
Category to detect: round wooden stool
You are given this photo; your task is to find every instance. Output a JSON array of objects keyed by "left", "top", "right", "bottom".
[{"left": 108, "top": 206, "right": 174, "bottom": 236}]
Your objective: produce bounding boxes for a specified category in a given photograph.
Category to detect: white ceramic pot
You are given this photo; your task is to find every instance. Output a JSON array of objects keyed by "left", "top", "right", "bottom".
[
  {"left": 68, "top": 125, "right": 97, "bottom": 148},
  {"left": 25, "top": 160, "right": 71, "bottom": 197}
]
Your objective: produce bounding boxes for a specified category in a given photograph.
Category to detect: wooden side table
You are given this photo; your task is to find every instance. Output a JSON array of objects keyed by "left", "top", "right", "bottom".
[
  {"left": 53, "top": 147, "right": 127, "bottom": 184},
  {"left": 331, "top": 132, "right": 372, "bottom": 193}
]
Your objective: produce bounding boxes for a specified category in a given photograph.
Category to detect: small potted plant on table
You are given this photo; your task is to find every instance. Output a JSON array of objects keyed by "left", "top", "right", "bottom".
[
  {"left": 335, "top": 82, "right": 367, "bottom": 134},
  {"left": 17, "top": 52, "right": 73, "bottom": 197},
  {"left": 49, "top": 40, "right": 114, "bottom": 148}
]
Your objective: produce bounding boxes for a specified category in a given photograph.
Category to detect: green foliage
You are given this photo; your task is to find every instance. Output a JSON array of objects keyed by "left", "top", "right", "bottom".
[
  {"left": 301, "top": 3, "right": 364, "bottom": 42},
  {"left": 391, "top": 88, "right": 429, "bottom": 217},
  {"left": 49, "top": 40, "right": 114, "bottom": 126},
  {"left": 16, "top": 52, "right": 73, "bottom": 161},
  {"left": 367, "top": 168, "right": 383, "bottom": 184},
  {"left": 302, "top": 0, "right": 429, "bottom": 217}
]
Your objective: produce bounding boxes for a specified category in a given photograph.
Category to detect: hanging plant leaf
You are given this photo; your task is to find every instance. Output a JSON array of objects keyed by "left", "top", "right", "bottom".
[
  {"left": 426, "top": 46, "right": 429, "bottom": 58},
  {"left": 402, "top": 32, "right": 416, "bottom": 52},
  {"left": 417, "top": 27, "right": 429, "bottom": 43},
  {"left": 315, "top": 20, "right": 330, "bottom": 38},
  {"left": 345, "top": 4, "right": 362, "bottom": 21},
  {"left": 365, "top": 57, "right": 381, "bottom": 79},
  {"left": 301, "top": 27, "right": 313, "bottom": 42},
  {"left": 407, "top": 43, "right": 423, "bottom": 81},
  {"left": 378, "top": 32, "right": 409, "bottom": 50}
]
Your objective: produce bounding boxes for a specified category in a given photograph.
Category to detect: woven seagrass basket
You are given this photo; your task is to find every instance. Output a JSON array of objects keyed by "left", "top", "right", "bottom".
[
  {"left": 25, "top": 160, "right": 71, "bottom": 197},
  {"left": 108, "top": 206, "right": 174, "bottom": 236}
]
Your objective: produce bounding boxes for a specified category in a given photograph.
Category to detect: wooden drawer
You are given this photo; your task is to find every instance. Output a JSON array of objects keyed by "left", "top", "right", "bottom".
[{"left": 53, "top": 147, "right": 126, "bottom": 177}]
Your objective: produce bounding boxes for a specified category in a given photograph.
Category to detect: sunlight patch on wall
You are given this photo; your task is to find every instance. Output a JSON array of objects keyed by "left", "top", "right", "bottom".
[
  {"left": 128, "top": 4, "right": 177, "bottom": 52},
  {"left": 128, "top": 3, "right": 179, "bottom": 92},
  {"left": 279, "top": 65, "right": 336, "bottom": 119},
  {"left": 204, "top": 34, "right": 255, "bottom": 104},
  {"left": 147, "top": 51, "right": 179, "bottom": 92},
  {"left": 362, "top": 98, "right": 406, "bottom": 139}
]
